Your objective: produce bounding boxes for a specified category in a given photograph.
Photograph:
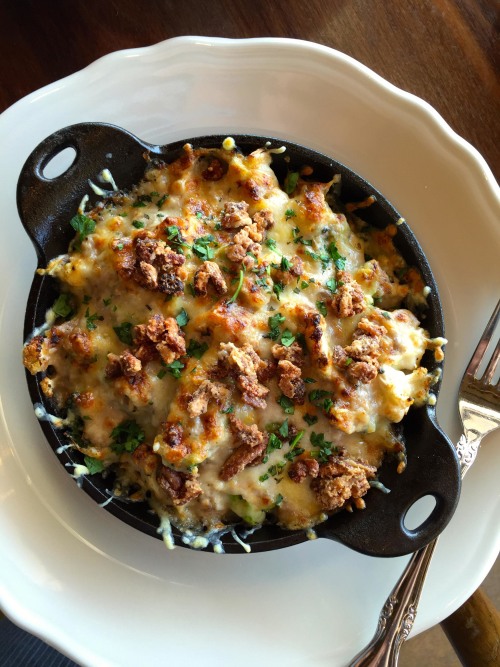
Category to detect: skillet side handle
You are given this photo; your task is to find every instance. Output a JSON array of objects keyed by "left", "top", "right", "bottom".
[
  {"left": 17, "top": 122, "right": 158, "bottom": 264},
  {"left": 315, "top": 407, "right": 461, "bottom": 557}
]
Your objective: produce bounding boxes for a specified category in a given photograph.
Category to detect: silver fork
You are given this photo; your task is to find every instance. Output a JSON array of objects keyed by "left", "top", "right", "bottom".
[{"left": 348, "top": 298, "right": 500, "bottom": 667}]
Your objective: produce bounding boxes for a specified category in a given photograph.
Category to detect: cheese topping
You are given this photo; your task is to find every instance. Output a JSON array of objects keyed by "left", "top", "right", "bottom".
[{"left": 23, "top": 140, "right": 445, "bottom": 547}]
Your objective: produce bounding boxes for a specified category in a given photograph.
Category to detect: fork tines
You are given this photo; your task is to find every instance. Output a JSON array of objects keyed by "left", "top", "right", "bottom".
[{"left": 464, "top": 299, "right": 500, "bottom": 385}]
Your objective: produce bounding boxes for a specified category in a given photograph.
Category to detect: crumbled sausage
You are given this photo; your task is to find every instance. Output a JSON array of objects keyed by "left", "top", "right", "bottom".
[
  {"left": 252, "top": 209, "right": 274, "bottom": 231},
  {"left": 226, "top": 223, "right": 262, "bottom": 266},
  {"left": 277, "top": 360, "right": 305, "bottom": 404},
  {"left": 218, "top": 342, "right": 269, "bottom": 408},
  {"left": 114, "top": 235, "right": 185, "bottom": 294},
  {"left": 333, "top": 317, "right": 385, "bottom": 384},
  {"left": 136, "top": 260, "right": 158, "bottom": 289},
  {"left": 301, "top": 309, "right": 329, "bottom": 368},
  {"left": 237, "top": 374, "right": 269, "bottom": 409},
  {"left": 329, "top": 271, "right": 365, "bottom": 318},
  {"left": 311, "top": 456, "right": 376, "bottom": 511},
  {"left": 111, "top": 237, "right": 135, "bottom": 279},
  {"left": 271, "top": 341, "right": 304, "bottom": 368},
  {"left": 119, "top": 350, "right": 142, "bottom": 377},
  {"left": 288, "top": 457, "right": 320, "bottom": 483},
  {"left": 161, "top": 421, "right": 190, "bottom": 460},
  {"left": 219, "top": 416, "right": 268, "bottom": 480},
  {"left": 220, "top": 201, "right": 252, "bottom": 229},
  {"left": 194, "top": 261, "right": 228, "bottom": 296},
  {"left": 134, "top": 314, "right": 186, "bottom": 364},
  {"left": 201, "top": 158, "right": 226, "bottom": 181},
  {"left": 289, "top": 256, "right": 304, "bottom": 277},
  {"left": 132, "top": 443, "right": 159, "bottom": 475},
  {"left": 157, "top": 465, "right": 202, "bottom": 506},
  {"left": 157, "top": 273, "right": 185, "bottom": 295},
  {"left": 187, "top": 380, "right": 230, "bottom": 417}
]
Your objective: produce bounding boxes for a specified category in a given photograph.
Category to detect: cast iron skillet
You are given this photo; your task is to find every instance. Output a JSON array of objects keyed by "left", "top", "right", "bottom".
[{"left": 18, "top": 122, "right": 461, "bottom": 556}]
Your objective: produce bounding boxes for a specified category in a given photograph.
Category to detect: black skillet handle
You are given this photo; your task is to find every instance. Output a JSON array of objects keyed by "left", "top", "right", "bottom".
[
  {"left": 315, "top": 407, "right": 461, "bottom": 557},
  {"left": 17, "top": 122, "right": 160, "bottom": 265}
]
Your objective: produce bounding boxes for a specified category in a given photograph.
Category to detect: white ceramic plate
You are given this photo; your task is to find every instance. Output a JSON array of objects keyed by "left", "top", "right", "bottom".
[{"left": 0, "top": 37, "right": 498, "bottom": 667}]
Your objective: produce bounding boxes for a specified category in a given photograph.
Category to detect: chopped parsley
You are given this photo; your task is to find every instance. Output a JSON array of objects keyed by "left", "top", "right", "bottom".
[
  {"left": 52, "top": 293, "right": 73, "bottom": 319},
  {"left": 306, "top": 249, "right": 330, "bottom": 268},
  {"left": 113, "top": 321, "right": 134, "bottom": 345},
  {"left": 277, "top": 394, "right": 295, "bottom": 415},
  {"left": 280, "top": 256, "right": 291, "bottom": 272},
  {"left": 327, "top": 241, "right": 346, "bottom": 269},
  {"left": 309, "top": 389, "right": 334, "bottom": 412},
  {"left": 266, "top": 312, "right": 285, "bottom": 340},
  {"left": 316, "top": 300, "right": 327, "bottom": 317},
  {"left": 303, "top": 413, "right": 318, "bottom": 426},
  {"left": 284, "top": 171, "right": 299, "bottom": 195},
  {"left": 186, "top": 339, "right": 209, "bottom": 359},
  {"left": 278, "top": 419, "right": 289, "bottom": 438},
  {"left": 221, "top": 404, "right": 235, "bottom": 414},
  {"left": 85, "top": 308, "right": 103, "bottom": 331},
  {"left": 132, "top": 220, "right": 145, "bottom": 229},
  {"left": 70, "top": 213, "right": 95, "bottom": 249},
  {"left": 280, "top": 329, "right": 296, "bottom": 347},
  {"left": 285, "top": 209, "right": 296, "bottom": 220},
  {"left": 175, "top": 308, "right": 190, "bottom": 327},
  {"left": 110, "top": 419, "right": 145, "bottom": 454},
  {"left": 84, "top": 455, "right": 104, "bottom": 474},
  {"left": 227, "top": 268, "right": 245, "bottom": 304},
  {"left": 263, "top": 433, "right": 283, "bottom": 463},
  {"left": 163, "top": 359, "right": 185, "bottom": 378},
  {"left": 265, "top": 238, "right": 278, "bottom": 252},
  {"left": 310, "top": 431, "right": 335, "bottom": 463},
  {"left": 284, "top": 430, "right": 305, "bottom": 460},
  {"left": 192, "top": 234, "right": 216, "bottom": 261},
  {"left": 132, "top": 200, "right": 147, "bottom": 208},
  {"left": 326, "top": 277, "right": 337, "bottom": 293},
  {"left": 273, "top": 281, "right": 285, "bottom": 301},
  {"left": 156, "top": 194, "right": 169, "bottom": 207}
]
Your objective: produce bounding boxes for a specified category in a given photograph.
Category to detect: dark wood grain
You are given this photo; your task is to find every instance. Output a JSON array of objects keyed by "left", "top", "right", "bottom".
[
  {"left": 442, "top": 588, "right": 500, "bottom": 666},
  {"left": 0, "top": 0, "right": 498, "bottom": 179},
  {"left": 0, "top": 0, "right": 498, "bottom": 662}
]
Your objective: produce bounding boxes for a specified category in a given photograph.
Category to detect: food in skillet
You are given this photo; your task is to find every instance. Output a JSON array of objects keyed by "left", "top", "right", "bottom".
[{"left": 23, "top": 139, "right": 445, "bottom": 548}]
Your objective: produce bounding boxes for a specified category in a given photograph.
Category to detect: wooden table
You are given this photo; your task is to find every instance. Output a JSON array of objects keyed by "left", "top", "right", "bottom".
[{"left": 0, "top": 1, "right": 498, "bottom": 665}]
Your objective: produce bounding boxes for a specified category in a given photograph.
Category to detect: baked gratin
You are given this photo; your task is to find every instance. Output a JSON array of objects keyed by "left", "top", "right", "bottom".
[{"left": 23, "top": 139, "right": 445, "bottom": 550}]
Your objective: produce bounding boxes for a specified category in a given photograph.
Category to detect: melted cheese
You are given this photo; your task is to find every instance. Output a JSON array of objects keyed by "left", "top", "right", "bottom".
[{"left": 24, "top": 139, "right": 444, "bottom": 548}]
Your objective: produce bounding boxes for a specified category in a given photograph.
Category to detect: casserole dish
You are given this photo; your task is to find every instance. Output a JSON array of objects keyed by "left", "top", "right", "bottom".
[{"left": 18, "top": 122, "right": 461, "bottom": 555}]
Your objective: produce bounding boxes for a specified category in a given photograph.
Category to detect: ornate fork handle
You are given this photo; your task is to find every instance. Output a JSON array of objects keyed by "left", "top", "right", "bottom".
[{"left": 348, "top": 435, "right": 481, "bottom": 667}]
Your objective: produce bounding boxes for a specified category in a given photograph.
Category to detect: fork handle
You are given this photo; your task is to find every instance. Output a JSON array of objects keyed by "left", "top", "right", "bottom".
[
  {"left": 348, "top": 433, "right": 483, "bottom": 667},
  {"left": 347, "top": 540, "right": 437, "bottom": 667}
]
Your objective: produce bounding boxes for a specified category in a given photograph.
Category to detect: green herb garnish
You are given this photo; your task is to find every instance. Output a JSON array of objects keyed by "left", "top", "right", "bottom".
[
  {"left": 327, "top": 241, "right": 346, "bottom": 270},
  {"left": 284, "top": 171, "right": 299, "bottom": 195},
  {"left": 186, "top": 339, "right": 209, "bottom": 359},
  {"left": 164, "top": 359, "right": 185, "bottom": 378},
  {"left": 175, "top": 308, "right": 190, "bottom": 327},
  {"left": 70, "top": 214, "right": 95, "bottom": 249},
  {"left": 84, "top": 456, "right": 104, "bottom": 474},
  {"left": 192, "top": 234, "right": 216, "bottom": 261},
  {"left": 227, "top": 268, "right": 244, "bottom": 304},
  {"left": 113, "top": 322, "right": 134, "bottom": 345},
  {"left": 278, "top": 394, "right": 295, "bottom": 414},
  {"left": 303, "top": 413, "right": 318, "bottom": 426},
  {"left": 52, "top": 293, "right": 73, "bottom": 319},
  {"left": 280, "top": 329, "right": 296, "bottom": 347},
  {"left": 110, "top": 419, "right": 145, "bottom": 454},
  {"left": 316, "top": 301, "right": 327, "bottom": 317},
  {"left": 310, "top": 431, "right": 335, "bottom": 463},
  {"left": 85, "top": 308, "right": 103, "bottom": 331}
]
